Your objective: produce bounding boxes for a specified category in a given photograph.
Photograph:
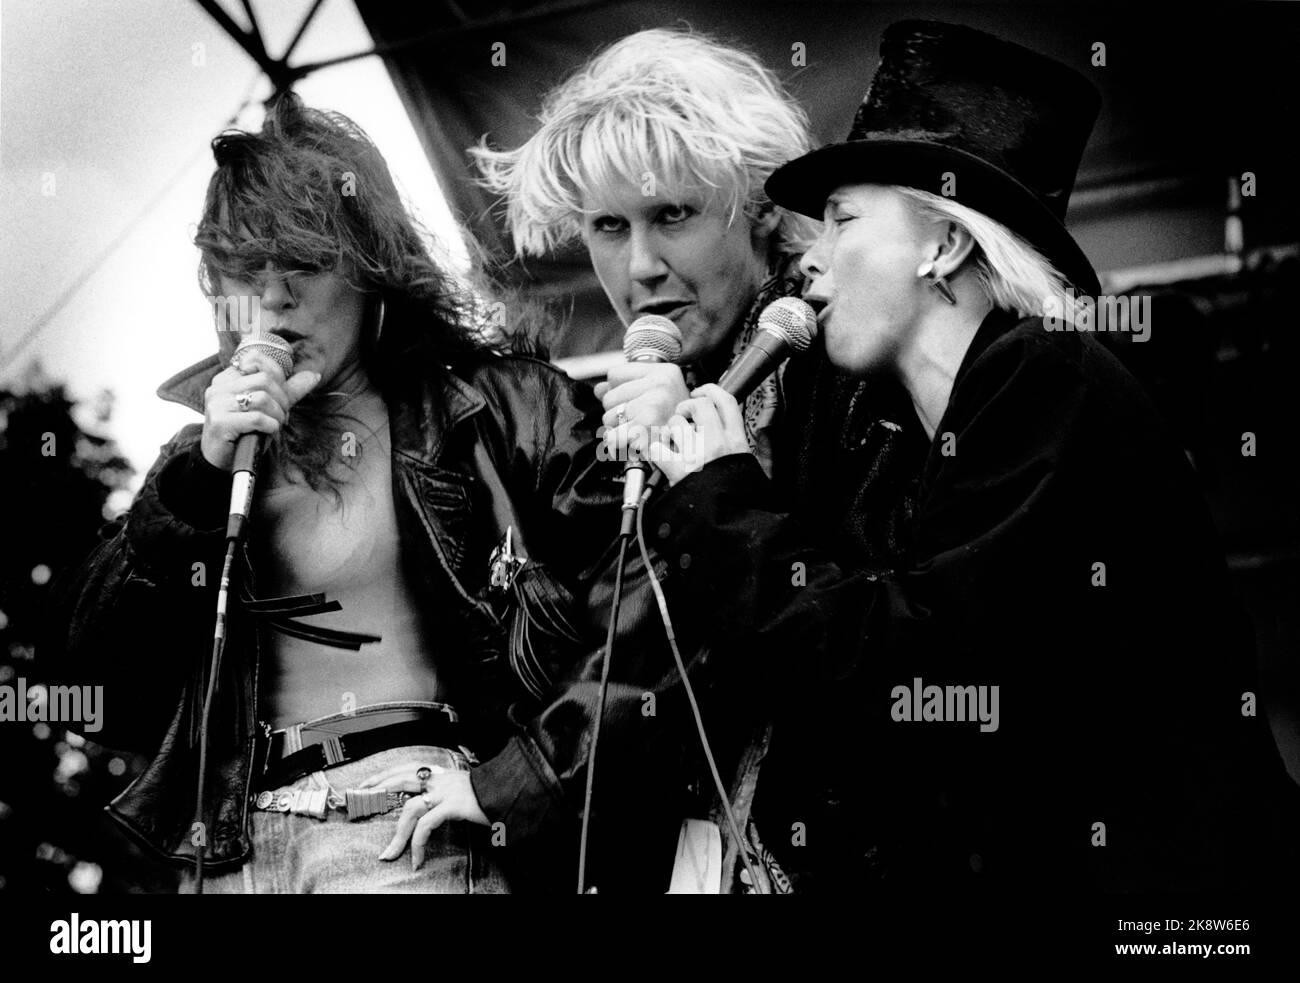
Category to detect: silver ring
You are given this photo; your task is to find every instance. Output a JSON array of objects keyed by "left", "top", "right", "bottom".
[
  {"left": 236, "top": 392, "right": 252, "bottom": 412},
  {"left": 615, "top": 403, "right": 628, "bottom": 426}
]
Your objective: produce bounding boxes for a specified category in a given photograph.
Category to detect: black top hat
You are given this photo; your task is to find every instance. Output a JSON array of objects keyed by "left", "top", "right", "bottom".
[{"left": 767, "top": 20, "right": 1102, "bottom": 295}]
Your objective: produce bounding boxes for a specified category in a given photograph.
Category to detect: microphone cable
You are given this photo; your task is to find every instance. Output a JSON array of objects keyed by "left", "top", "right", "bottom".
[
  {"left": 633, "top": 490, "right": 763, "bottom": 893},
  {"left": 192, "top": 537, "right": 240, "bottom": 894},
  {"left": 576, "top": 534, "right": 629, "bottom": 894},
  {"left": 576, "top": 483, "right": 764, "bottom": 894}
]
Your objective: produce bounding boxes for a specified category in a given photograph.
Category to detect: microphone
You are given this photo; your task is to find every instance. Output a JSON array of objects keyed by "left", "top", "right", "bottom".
[
  {"left": 717, "top": 296, "right": 818, "bottom": 401},
  {"left": 623, "top": 314, "right": 684, "bottom": 363},
  {"left": 618, "top": 315, "right": 683, "bottom": 535},
  {"left": 226, "top": 333, "right": 294, "bottom": 541},
  {"left": 643, "top": 297, "right": 818, "bottom": 496}
]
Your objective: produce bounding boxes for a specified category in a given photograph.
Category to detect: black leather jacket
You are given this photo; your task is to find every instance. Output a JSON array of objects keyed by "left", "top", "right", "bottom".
[{"left": 38, "top": 348, "right": 656, "bottom": 884}]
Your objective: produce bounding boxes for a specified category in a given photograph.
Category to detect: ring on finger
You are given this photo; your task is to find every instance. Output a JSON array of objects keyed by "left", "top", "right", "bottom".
[
  {"left": 236, "top": 392, "right": 252, "bottom": 412},
  {"left": 615, "top": 402, "right": 628, "bottom": 426}
]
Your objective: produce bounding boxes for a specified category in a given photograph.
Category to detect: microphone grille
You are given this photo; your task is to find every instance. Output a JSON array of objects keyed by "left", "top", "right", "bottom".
[
  {"left": 757, "top": 297, "right": 818, "bottom": 352},
  {"left": 623, "top": 315, "right": 684, "bottom": 362},
  {"left": 233, "top": 333, "right": 294, "bottom": 376}
]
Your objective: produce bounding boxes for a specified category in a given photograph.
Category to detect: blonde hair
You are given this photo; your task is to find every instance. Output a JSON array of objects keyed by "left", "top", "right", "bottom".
[
  {"left": 471, "top": 27, "right": 820, "bottom": 262},
  {"left": 894, "top": 186, "right": 1083, "bottom": 321}
]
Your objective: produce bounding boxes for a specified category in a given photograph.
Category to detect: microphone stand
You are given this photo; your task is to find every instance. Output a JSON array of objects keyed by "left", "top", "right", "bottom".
[
  {"left": 191, "top": 538, "right": 240, "bottom": 894},
  {"left": 191, "top": 437, "right": 261, "bottom": 894},
  {"left": 577, "top": 456, "right": 764, "bottom": 894}
]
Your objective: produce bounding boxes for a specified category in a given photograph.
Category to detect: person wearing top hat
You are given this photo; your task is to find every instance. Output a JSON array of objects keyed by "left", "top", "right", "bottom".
[{"left": 636, "top": 21, "right": 1286, "bottom": 891}]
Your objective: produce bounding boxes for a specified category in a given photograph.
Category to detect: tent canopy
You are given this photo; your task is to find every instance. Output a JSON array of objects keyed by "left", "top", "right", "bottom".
[{"left": 352, "top": 1, "right": 1293, "bottom": 357}]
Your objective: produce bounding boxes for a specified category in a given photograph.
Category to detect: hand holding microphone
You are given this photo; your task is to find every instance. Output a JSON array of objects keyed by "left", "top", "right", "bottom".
[
  {"left": 651, "top": 296, "right": 818, "bottom": 486},
  {"left": 599, "top": 316, "right": 684, "bottom": 537},
  {"left": 596, "top": 317, "right": 688, "bottom": 463},
  {"left": 653, "top": 383, "right": 752, "bottom": 486},
  {"left": 202, "top": 333, "right": 321, "bottom": 541},
  {"left": 201, "top": 335, "right": 321, "bottom": 472}
]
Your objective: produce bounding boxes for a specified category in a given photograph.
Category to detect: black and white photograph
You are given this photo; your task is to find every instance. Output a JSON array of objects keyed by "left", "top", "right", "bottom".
[{"left": 1, "top": 0, "right": 1298, "bottom": 966}]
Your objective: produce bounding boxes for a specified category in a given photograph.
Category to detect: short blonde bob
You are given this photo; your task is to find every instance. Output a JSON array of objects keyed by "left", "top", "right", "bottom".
[{"left": 471, "top": 27, "right": 821, "bottom": 262}]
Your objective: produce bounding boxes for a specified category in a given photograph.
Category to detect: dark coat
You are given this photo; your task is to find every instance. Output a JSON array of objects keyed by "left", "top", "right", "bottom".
[{"left": 651, "top": 307, "right": 1287, "bottom": 891}]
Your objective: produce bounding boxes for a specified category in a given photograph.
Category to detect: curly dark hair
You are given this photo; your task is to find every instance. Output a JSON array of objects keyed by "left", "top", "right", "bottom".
[
  {"left": 193, "top": 93, "right": 496, "bottom": 496},
  {"left": 195, "top": 91, "right": 491, "bottom": 367}
]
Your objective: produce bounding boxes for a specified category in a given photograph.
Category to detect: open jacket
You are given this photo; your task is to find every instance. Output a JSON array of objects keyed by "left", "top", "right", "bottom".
[{"left": 37, "top": 347, "right": 717, "bottom": 889}]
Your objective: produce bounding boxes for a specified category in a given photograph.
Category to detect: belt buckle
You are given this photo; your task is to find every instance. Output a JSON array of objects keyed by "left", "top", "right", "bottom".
[
  {"left": 253, "top": 786, "right": 329, "bottom": 819},
  {"left": 253, "top": 789, "right": 295, "bottom": 813}
]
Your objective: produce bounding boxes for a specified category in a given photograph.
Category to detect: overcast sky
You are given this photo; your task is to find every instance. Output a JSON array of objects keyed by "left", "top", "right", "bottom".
[{"left": 0, "top": 0, "right": 465, "bottom": 501}]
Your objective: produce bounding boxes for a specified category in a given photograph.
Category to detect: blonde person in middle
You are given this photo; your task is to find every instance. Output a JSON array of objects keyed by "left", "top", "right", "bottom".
[
  {"left": 473, "top": 26, "right": 818, "bottom": 478},
  {"left": 473, "top": 27, "right": 927, "bottom": 893}
]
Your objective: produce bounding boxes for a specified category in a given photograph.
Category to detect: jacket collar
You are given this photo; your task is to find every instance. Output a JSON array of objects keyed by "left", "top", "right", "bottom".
[
  {"left": 952, "top": 304, "right": 1024, "bottom": 390},
  {"left": 155, "top": 354, "right": 488, "bottom": 468},
  {"left": 156, "top": 355, "right": 223, "bottom": 415}
]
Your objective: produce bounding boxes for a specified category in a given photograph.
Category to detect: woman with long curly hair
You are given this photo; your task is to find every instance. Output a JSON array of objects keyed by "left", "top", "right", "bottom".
[{"left": 42, "top": 92, "right": 619, "bottom": 893}]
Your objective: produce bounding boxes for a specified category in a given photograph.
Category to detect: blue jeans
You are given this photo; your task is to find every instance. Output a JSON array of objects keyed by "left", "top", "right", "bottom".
[{"left": 180, "top": 734, "right": 510, "bottom": 894}]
